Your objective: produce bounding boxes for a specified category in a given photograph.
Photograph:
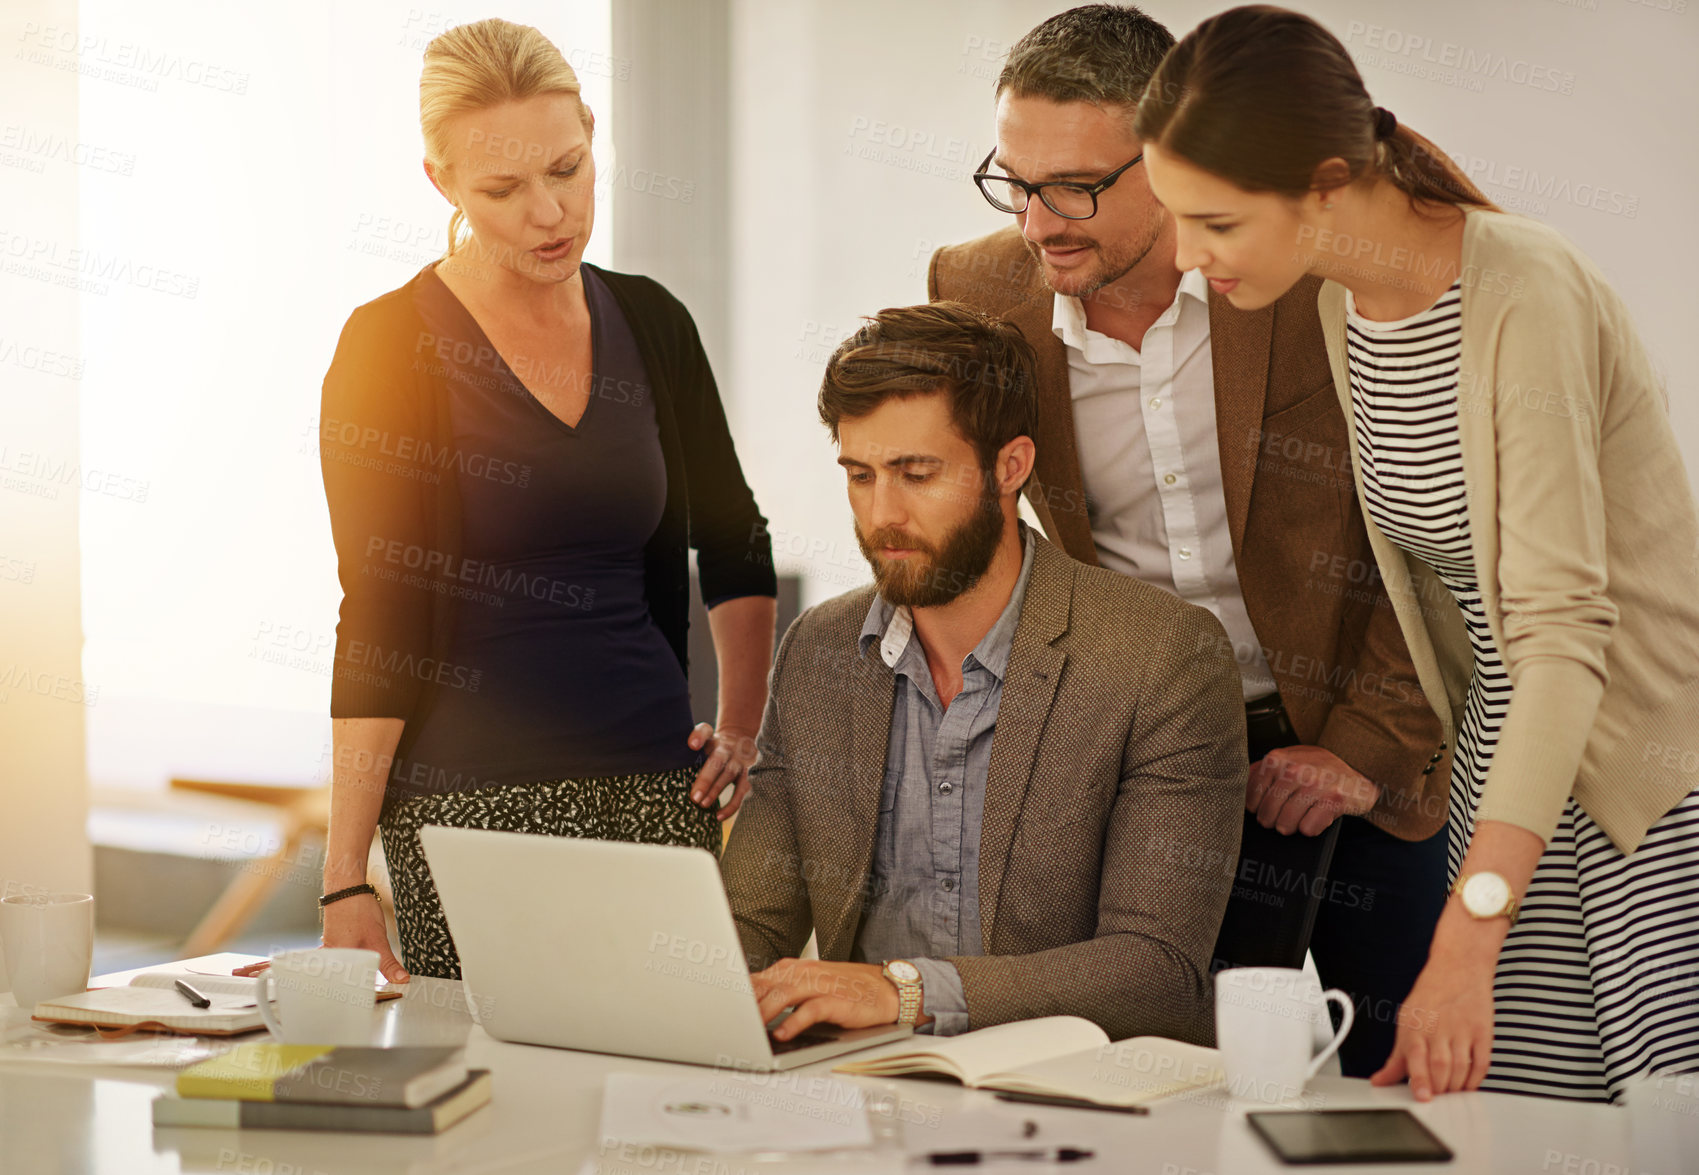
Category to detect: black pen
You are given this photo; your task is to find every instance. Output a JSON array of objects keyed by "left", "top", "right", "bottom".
[
  {"left": 173, "top": 979, "right": 211, "bottom": 1008},
  {"left": 925, "top": 1148, "right": 1094, "bottom": 1166},
  {"left": 995, "top": 1090, "right": 1148, "bottom": 1115}
]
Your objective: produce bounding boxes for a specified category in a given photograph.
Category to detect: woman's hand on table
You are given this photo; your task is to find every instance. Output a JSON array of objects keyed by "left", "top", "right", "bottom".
[
  {"left": 688, "top": 722, "right": 758, "bottom": 820},
  {"left": 1371, "top": 942, "right": 1495, "bottom": 1099},
  {"left": 320, "top": 895, "right": 410, "bottom": 983},
  {"left": 1375, "top": 821, "right": 1541, "bottom": 1098}
]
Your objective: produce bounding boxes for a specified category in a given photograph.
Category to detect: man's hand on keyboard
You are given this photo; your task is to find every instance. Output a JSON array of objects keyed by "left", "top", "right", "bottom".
[{"left": 751, "top": 959, "right": 911, "bottom": 1040}]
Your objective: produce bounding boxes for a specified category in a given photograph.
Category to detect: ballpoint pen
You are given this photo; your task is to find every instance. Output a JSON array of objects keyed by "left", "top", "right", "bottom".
[
  {"left": 924, "top": 1147, "right": 1094, "bottom": 1165},
  {"left": 995, "top": 1090, "right": 1150, "bottom": 1115},
  {"left": 173, "top": 979, "right": 211, "bottom": 1008}
]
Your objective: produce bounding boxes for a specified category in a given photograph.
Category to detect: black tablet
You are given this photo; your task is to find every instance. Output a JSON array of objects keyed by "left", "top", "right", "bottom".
[{"left": 1247, "top": 1109, "right": 1454, "bottom": 1164}]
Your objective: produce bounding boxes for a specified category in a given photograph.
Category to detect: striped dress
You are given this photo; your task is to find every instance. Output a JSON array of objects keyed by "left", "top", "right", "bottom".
[{"left": 1345, "top": 281, "right": 1699, "bottom": 1102}]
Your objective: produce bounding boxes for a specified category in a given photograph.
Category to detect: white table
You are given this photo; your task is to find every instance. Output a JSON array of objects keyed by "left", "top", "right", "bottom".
[{"left": 0, "top": 965, "right": 1686, "bottom": 1175}]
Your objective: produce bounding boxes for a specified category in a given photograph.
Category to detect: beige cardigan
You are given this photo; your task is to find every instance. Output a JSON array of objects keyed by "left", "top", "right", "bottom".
[{"left": 1317, "top": 208, "right": 1699, "bottom": 855}]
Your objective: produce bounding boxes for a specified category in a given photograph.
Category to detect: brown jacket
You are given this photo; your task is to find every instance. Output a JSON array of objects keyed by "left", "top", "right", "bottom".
[
  {"left": 930, "top": 227, "right": 1447, "bottom": 840},
  {"left": 722, "top": 534, "right": 1247, "bottom": 1045}
]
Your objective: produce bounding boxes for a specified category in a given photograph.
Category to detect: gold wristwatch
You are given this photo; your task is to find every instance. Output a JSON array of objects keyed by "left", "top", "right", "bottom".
[
  {"left": 883, "top": 959, "right": 924, "bottom": 1025},
  {"left": 1451, "top": 870, "right": 1520, "bottom": 924}
]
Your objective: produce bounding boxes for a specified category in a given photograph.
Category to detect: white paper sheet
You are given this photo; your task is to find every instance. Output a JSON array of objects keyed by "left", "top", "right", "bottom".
[{"left": 597, "top": 1070, "right": 874, "bottom": 1155}]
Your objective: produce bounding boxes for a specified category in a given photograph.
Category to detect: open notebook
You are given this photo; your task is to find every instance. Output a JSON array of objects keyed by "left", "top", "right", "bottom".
[
  {"left": 833, "top": 1016, "right": 1223, "bottom": 1108},
  {"left": 32, "top": 971, "right": 401, "bottom": 1036}
]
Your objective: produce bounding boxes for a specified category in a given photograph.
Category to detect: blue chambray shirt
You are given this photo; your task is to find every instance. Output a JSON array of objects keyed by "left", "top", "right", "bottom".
[{"left": 848, "top": 525, "right": 1036, "bottom": 1035}]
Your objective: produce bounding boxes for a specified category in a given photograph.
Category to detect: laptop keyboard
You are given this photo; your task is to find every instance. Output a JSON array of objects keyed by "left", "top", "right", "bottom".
[{"left": 767, "top": 1028, "right": 841, "bottom": 1054}]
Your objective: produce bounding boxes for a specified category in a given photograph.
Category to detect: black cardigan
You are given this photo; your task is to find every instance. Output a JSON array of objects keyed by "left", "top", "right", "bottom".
[{"left": 319, "top": 263, "right": 776, "bottom": 767}]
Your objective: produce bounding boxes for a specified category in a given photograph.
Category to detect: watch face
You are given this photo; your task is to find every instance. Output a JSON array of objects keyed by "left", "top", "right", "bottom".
[
  {"left": 1462, "top": 872, "right": 1511, "bottom": 917},
  {"left": 887, "top": 960, "right": 920, "bottom": 985}
]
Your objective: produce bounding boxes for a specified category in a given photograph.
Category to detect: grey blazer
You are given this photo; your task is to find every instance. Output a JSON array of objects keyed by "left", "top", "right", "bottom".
[{"left": 721, "top": 533, "right": 1247, "bottom": 1044}]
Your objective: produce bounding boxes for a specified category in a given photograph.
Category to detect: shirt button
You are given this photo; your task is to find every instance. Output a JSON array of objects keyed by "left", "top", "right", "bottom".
[
  {"left": 1178, "top": 547, "right": 1193, "bottom": 560},
  {"left": 942, "top": 878, "right": 956, "bottom": 892},
  {"left": 1163, "top": 473, "right": 1178, "bottom": 486},
  {"left": 1149, "top": 396, "right": 1162, "bottom": 409},
  {"left": 938, "top": 781, "right": 954, "bottom": 795}
]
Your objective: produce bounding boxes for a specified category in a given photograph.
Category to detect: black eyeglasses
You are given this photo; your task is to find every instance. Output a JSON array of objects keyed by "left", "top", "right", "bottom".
[{"left": 972, "top": 148, "right": 1144, "bottom": 220}]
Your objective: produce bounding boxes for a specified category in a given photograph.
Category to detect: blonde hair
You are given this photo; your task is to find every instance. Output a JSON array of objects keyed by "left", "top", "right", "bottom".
[{"left": 419, "top": 18, "right": 595, "bottom": 258}]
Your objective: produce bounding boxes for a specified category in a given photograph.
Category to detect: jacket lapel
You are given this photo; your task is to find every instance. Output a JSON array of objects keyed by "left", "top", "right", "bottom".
[
  {"left": 1207, "top": 290, "right": 1273, "bottom": 564},
  {"left": 1009, "top": 294, "right": 1099, "bottom": 567},
  {"left": 1316, "top": 280, "right": 1460, "bottom": 740},
  {"left": 816, "top": 638, "right": 897, "bottom": 960},
  {"left": 1452, "top": 210, "right": 1502, "bottom": 657},
  {"left": 977, "top": 539, "right": 1071, "bottom": 951}
]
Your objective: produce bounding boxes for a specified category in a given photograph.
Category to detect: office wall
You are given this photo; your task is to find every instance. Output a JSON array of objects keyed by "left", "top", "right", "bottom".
[
  {"left": 0, "top": 0, "right": 91, "bottom": 991},
  {"left": 725, "top": 0, "right": 1699, "bottom": 609}
]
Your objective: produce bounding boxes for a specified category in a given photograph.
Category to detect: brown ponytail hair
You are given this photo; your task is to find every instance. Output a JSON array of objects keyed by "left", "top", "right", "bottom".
[{"left": 1133, "top": 5, "right": 1496, "bottom": 215}]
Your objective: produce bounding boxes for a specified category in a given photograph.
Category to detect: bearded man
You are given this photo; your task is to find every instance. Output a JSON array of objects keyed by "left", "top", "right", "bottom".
[{"left": 720, "top": 301, "right": 1246, "bottom": 1044}]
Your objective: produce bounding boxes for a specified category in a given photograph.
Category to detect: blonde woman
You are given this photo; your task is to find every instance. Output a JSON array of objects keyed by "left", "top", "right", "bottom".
[
  {"left": 315, "top": 19, "right": 776, "bottom": 981},
  {"left": 1133, "top": 6, "right": 1699, "bottom": 1103}
]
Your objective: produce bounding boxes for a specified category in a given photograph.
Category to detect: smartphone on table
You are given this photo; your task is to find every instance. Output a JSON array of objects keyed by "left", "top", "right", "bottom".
[{"left": 1247, "top": 1108, "right": 1454, "bottom": 1165}]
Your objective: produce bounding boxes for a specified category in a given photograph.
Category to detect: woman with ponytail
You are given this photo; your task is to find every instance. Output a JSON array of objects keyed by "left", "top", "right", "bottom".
[
  {"left": 1135, "top": 5, "right": 1699, "bottom": 1103},
  {"left": 315, "top": 19, "right": 776, "bottom": 981}
]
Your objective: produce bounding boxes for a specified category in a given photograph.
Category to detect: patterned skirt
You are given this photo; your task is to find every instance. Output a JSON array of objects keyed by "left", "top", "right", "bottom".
[{"left": 378, "top": 765, "right": 720, "bottom": 980}]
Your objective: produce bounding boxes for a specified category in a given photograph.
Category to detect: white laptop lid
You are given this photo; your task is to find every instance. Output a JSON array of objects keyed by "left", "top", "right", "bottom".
[{"left": 419, "top": 826, "right": 778, "bottom": 1067}]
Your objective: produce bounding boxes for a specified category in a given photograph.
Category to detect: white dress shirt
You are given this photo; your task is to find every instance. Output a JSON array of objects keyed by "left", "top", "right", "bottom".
[{"left": 1053, "top": 267, "right": 1277, "bottom": 700}]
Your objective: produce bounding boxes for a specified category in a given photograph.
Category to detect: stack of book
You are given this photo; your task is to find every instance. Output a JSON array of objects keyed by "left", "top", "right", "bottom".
[{"left": 151, "top": 1043, "right": 491, "bottom": 1135}]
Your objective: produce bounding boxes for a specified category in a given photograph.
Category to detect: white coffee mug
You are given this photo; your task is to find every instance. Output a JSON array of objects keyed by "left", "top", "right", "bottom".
[
  {"left": 1215, "top": 966, "right": 1354, "bottom": 1104},
  {"left": 0, "top": 892, "right": 94, "bottom": 1009},
  {"left": 256, "top": 948, "right": 378, "bottom": 1045}
]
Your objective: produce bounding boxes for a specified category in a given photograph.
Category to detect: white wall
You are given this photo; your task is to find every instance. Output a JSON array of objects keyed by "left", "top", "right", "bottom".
[
  {"left": 0, "top": 0, "right": 91, "bottom": 990},
  {"left": 726, "top": 0, "right": 1699, "bottom": 609},
  {"left": 60, "top": 1, "right": 613, "bottom": 793}
]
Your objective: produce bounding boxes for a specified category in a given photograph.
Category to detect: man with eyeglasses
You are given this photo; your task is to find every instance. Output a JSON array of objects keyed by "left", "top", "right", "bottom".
[{"left": 928, "top": 4, "right": 1450, "bottom": 1079}]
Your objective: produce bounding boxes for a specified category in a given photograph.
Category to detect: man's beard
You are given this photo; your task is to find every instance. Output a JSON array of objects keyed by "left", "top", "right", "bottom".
[
  {"left": 1030, "top": 218, "right": 1162, "bottom": 300},
  {"left": 855, "top": 480, "right": 1005, "bottom": 609}
]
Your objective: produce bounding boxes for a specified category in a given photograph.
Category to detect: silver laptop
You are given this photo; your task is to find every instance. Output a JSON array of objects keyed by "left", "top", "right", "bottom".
[{"left": 418, "top": 825, "right": 912, "bottom": 1070}]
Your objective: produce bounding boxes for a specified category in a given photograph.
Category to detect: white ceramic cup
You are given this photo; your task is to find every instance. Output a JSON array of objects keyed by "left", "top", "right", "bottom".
[
  {"left": 0, "top": 892, "right": 94, "bottom": 1008},
  {"left": 1215, "top": 966, "right": 1354, "bottom": 1104},
  {"left": 256, "top": 948, "right": 378, "bottom": 1045}
]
